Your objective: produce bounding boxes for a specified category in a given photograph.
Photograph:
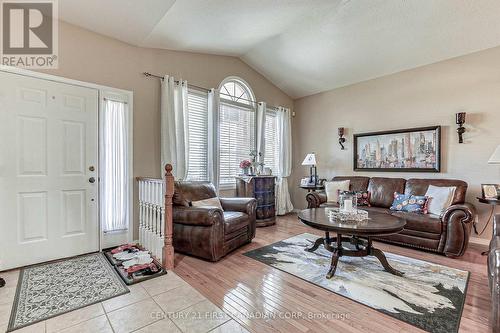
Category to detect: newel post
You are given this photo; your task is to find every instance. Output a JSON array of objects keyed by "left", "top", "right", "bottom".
[{"left": 163, "top": 164, "right": 175, "bottom": 270}]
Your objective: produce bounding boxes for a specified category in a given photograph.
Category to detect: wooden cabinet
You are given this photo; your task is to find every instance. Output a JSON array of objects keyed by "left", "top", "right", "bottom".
[{"left": 235, "top": 176, "right": 276, "bottom": 227}]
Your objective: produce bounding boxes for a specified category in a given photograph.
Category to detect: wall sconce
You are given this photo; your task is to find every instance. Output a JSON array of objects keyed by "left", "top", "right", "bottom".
[
  {"left": 456, "top": 112, "right": 466, "bottom": 144},
  {"left": 338, "top": 127, "right": 346, "bottom": 150}
]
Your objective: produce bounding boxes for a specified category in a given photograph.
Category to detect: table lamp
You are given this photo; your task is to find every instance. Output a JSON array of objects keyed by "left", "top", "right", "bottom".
[
  {"left": 489, "top": 145, "right": 500, "bottom": 165},
  {"left": 302, "top": 153, "right": 317, "bottom": 185}
]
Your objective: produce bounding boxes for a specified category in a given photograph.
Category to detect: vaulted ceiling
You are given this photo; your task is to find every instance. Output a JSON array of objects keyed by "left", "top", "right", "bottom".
[{"left": 59, "top": 0, "right": 500, "bottom": 98}]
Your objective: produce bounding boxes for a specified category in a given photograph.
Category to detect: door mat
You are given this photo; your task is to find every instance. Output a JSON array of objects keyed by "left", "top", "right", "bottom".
[{"left": 8, "top": 253, "right": 129, "bottom": 332}]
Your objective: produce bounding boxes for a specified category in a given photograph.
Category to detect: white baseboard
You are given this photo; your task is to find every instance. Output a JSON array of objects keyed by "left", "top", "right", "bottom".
[{"left": 469, "top": 237, "right": 489, "bottom": 246}]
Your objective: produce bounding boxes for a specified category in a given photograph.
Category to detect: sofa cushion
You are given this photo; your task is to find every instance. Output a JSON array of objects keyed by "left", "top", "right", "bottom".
[
  {"left": 368, "top": 177, "right": 406, "bottom": 208},
  {"left": 363, "top": 206, "right": 391, "bottom": 214},
  {"left": 223, "top": 211, "right": 249, "bottom": 234},
  {"left": 391, "top": 211, "right": 442, "bottom": 234},
  {"left": 192, "top": 197, "right": 224, "bottom": 211},
  {"left": 333, "top": 176, "right": 370, "bottom": 192},
  {"left": 405, "top": 178, "right": 467, "bottom": 205}
]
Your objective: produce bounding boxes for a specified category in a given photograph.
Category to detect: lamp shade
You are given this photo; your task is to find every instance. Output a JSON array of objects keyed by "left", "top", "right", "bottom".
[
  {"left": 302, "top": 153, "right": 317, "bottom": 166},
  {"left": 489, "top": 145, "right": 500, "bottom": 164}
]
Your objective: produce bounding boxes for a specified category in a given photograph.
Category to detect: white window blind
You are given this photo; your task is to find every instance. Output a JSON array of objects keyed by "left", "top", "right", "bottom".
[
  {"left": 264, "top": 110, "right": 280, "bottom": 176},
  {"left": 186, "top": 89, "right": 209, "bottom": 181},
  {"left": 219, "top": 102, "right": 255, "bottom": 187}
]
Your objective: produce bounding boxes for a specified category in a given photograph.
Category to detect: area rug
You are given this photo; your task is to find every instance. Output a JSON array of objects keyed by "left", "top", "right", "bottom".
[
  {"left": 244, "top": 233, "right": 469, "bottom": 333},
  {"left": 8, "top": 253, "right": 129, "bottom": 332}
]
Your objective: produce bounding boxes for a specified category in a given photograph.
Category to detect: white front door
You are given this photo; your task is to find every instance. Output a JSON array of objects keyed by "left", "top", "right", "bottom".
[{"left": 0, "top": 71, "right": 99, "bottom": 270}]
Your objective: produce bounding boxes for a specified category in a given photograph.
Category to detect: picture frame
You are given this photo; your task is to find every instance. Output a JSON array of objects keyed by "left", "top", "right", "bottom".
[
  {"left": 353, "top": 126, "right": 441, "bottom": 172},
  {"left": 301, "top": 177, "right": 316, "bottom": 186},
  {"left": 481, "top": 184, "right": 500, "bottom": 200}
]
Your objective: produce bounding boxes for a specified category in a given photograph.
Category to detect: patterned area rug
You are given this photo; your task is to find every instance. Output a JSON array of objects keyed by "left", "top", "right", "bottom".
[
  {"left": 244, "top": 233, "right": 469, "bottom": 333},
  {"left": 8, "top": 253, "right": 129, "bottom": 332}
]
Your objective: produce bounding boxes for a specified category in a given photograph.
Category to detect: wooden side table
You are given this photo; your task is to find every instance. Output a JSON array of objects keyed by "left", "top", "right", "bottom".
[
  {"left": 236, "top": 176, "right": 276, "bottom": 227},
  {"left": 476, "top": 197, "right": 500, "bottom": 255}
]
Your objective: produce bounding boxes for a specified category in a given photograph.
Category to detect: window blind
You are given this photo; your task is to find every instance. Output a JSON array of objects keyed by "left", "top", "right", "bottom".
[
  {"left": 219, "top": 102, "right": 256, "bottom": 187},
  {"left": 186, "top": 89, "right": 209, "bottom": 181},
  {"left": 264, "top": 110, "right": 280, "bottom": 176}
]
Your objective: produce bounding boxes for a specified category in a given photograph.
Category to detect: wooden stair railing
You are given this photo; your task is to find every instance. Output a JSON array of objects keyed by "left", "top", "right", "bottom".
[{"left": 136, "top": 163, "right": 174, "bottom": 270}]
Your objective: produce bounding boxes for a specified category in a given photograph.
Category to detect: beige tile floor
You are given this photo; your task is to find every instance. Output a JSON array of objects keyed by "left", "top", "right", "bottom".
[{"left": 0, "top": 270, "right": 249, "bottom": 333}]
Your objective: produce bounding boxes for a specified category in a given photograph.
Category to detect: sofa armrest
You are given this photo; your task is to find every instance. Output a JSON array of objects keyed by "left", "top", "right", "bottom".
[
  {"left": 442, "top": 203, "right": 476, "bottom": 223},
  {"left": 306, "top": 192, "right": 327, "bottom": 208},
  {"left": 220, "top": 197, "right": 256, "bottom": 215},
  {"left": 173, "top": 206, "right": 224, "bottom": 227},
  {"left": 441, "top": 203, "right": 476, "bottom": 257}
]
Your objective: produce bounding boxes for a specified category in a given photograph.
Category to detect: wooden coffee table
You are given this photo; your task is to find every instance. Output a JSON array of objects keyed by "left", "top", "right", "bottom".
[{"left": 298, "top": 208, "right": 406, "bottom": 279}]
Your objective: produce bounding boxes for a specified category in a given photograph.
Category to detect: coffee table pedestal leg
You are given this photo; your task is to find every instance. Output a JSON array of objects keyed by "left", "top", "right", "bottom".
[
  {"left": 326, "top": 234, "right": 343, "bottom": 279},
  {"left": 371, "top": 248, "right": 404, "bottom": 277},
  {"left": 305, "top": 233, "right": 404, "bottom": 279}
]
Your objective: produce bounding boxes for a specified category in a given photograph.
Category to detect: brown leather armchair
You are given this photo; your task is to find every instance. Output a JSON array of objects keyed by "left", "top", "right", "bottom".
[
  {"left": 172, "top": 181, "right": 257, "bottom": 261},
  {"left": 489, "top": 214, "right": 500, "bottom": 333}
]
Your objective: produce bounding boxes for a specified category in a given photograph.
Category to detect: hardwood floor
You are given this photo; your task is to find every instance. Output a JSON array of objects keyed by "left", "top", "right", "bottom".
[{"left": 173, "top": 214, "right": 491, "bottom": 333}]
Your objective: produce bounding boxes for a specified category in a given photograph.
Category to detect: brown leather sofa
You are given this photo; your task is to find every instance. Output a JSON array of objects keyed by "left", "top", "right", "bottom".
[
  {"left": 489, "top": 214, "right": 500, "bottom": 333},
  {"left": 306, "top": 176, "right": 476, "bottom": 257},
  {"left": 172, "top": 181, "right": 257, "bottom": 261}
]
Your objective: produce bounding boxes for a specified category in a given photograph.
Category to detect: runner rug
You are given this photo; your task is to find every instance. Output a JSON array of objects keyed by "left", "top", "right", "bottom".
[
  {"left": 8, "top": 253, "right": 129, "bottom": 332},
  {"left": 244, "top": 233, "right": 469, "bottom": 333}
]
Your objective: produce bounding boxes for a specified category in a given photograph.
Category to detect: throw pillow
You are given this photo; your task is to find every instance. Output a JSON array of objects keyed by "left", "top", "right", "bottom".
[
  {"left": 325, "top": 180, "right": 350, "bottom": 203},
  {"left": 389, "top": 193, "right": 429, "bottom": 213},
  {"left": 191, "top": 197, "right": 224, "bottom": 211},
  {"left": 390, "top": 192, "right": 410, "bottom": 212},
  {"left": 339, "top": 191, "right": 371, "bottom": 207},
  {"left": 425, "top": 185, "right": 456, "bottom": 216},
  {"left": 355, "top": 191, "right": 371, "bottom": 207},
  {"left": 405, "top": 195, "right": 429, "bottom": 213}
]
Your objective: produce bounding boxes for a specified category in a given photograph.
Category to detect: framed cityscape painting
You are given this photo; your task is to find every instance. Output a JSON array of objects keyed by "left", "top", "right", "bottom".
[{"left": 354, "top": 126, "right": 441, "bottom": 172}]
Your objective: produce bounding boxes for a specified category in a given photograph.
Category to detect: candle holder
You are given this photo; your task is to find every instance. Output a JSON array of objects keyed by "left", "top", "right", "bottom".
[
  {"left": 339, "top": 192, "right": 357, "bottom": 213},
  {"left": 456, "top": 112, "right": 466, "bottom": 144},
  {"left": 338, "top": 127, "right": 346, "bottom": 150}
]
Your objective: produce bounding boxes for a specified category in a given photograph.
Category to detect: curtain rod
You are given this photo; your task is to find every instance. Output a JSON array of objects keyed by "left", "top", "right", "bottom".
[{"left": 143, "top": 72, "right": 280, "bottom": 111}]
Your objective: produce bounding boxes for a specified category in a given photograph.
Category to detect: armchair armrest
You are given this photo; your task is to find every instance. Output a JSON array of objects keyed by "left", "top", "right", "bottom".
[
  {"left": 488, "top": 235, "right": 500, "bottom": 332},
  {"left": 494, "top": 214, "right": 500, "bottom": 237},
  {"left": 306, "top": 192, "right": 327, "bottom": 208},
  {"left": 220, "top": 197, "right": 256, "bottom": 215},
  {"left": 173, "top": 206, "right": 224, "bottom": 227},
  {"left": 441, "top": 203, "right": 477, "bottom": 257}
]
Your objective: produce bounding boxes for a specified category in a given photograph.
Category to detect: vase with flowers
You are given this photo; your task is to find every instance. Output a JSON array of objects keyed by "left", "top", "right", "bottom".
[
  {"left": 240, "top": 160, "right": 252, "bottom": 175},
  {"left": 249, "top": 150, "right": 264, "bottom": 175}
]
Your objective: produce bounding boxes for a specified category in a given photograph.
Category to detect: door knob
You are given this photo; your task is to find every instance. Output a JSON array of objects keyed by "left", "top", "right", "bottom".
[{"left": 89, "top": 177, "right": 96, "bottom": 183}]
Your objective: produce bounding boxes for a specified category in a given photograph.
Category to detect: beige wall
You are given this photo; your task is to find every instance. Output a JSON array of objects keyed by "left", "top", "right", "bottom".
[
  {"left": 37, "top": 21, "right": 293, "bottom": 238},
  {"left": 291, "top": 46, "right": 500, "bottom": 241}
]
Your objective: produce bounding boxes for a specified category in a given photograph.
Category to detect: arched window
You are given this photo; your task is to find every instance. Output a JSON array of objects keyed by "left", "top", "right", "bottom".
[
  {"left": 218, "top": 77, "right": 256, "bottom": 188},
  {"left": 219, "top": 78, "right": 255, "bottom": 106}
]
